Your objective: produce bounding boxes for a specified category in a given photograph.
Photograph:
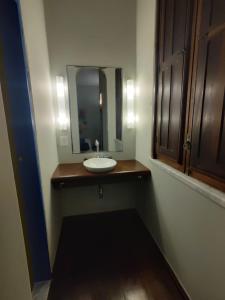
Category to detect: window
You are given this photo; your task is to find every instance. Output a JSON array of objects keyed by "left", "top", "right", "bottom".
[{"left": 154, "top": 0, "right": 225, "bottom": 192}]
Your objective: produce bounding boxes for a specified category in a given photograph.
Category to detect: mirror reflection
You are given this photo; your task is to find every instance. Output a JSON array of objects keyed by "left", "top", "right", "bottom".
[{"left": 67, "top": 66, "right": 123, "bottom": 153}]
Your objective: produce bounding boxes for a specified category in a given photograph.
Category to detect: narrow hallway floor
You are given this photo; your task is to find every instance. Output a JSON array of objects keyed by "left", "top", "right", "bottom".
[{"left": 48, "top": 210, "right": 186, "bottom": 300}]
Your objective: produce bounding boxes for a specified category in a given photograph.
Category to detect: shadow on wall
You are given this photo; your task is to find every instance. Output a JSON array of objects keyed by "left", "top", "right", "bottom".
[
  {"left": 48, "top": 186, "right": 62, "bottom": 267},
  {"left": 135, "top": 179, "right": 164, "bottom": 251},
  {"left": 135, "top": 175, "right": 183, "bottom": 271}
]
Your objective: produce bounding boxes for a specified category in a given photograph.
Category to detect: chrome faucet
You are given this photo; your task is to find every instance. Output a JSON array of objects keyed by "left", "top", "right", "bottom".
[{"left": 95, "top": 139, "right": 100, "bottom": 157}]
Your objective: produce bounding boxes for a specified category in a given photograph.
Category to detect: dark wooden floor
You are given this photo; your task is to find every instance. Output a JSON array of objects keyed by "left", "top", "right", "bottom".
[{"left": 48, "top": 210, "right": 186, "bottom": 300}]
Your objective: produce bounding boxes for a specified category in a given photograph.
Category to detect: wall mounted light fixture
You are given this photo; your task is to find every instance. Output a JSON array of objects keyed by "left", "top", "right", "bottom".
[
  {"left": 126, "top": 79, "right": 136, "bottom": 129},
  {"left": 56, "top": 76, "right": 69, "bottom": 130}
]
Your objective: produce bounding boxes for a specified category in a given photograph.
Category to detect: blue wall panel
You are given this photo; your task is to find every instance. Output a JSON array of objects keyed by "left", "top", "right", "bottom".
[{"left": 0, "top": 0, "right": 51, "bottom": 282}]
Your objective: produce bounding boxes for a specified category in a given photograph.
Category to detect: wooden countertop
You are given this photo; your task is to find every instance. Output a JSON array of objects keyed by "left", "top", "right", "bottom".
[{"left": 51, "top": 160, "right": 150, "bottom": 188}]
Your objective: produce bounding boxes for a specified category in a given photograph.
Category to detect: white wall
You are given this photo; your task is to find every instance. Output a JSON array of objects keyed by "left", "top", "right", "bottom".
[
  {"left": 61, "top": 182, "right": 138, "bottom": 217},
  {"left": 136, "top": 1, "right": 225, "bottom": 300},
  {"left": 42, "top": 0, "right": 137, "bottom": 216},
  {"left": 20, "top": 0, "right": 61, "bottom": 268},
  {"left": 44, "top": 0, "right": 136, "bottom": 162},
  {"left": 0, "top": 84, "right": 32, "bottom": 300}
]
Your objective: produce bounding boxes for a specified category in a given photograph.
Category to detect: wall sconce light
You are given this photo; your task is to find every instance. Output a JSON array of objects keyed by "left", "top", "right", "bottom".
[
  {"left": 126, "top": 79, "right": 136, "bottom": 129},
  {"left": 56, "top": 76, "right": 69, "bottom": 130},
  {"left": 99, "top": 92, "right": 103, "bottom": 109}
]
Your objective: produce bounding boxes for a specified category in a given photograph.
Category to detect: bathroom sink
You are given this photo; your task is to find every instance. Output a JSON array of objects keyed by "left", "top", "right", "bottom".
[{"left": 83, "top": 158, "right": 117, "bottom": 173}]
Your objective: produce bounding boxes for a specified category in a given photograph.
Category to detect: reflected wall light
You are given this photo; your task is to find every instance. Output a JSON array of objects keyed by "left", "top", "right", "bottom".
[
  {"left": 126, "top": 79, "right": 136, "bottom": 129},
  {"left": 56, "top": 76, "right": 69, "bottom": 130}
]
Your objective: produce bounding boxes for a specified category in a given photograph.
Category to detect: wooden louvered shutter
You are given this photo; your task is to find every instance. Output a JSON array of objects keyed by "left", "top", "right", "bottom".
[
  {"left": 188, "top": 0, "right": 225, "bottom": 190},
  {"left": 155, "top": 0, "right": 194, "bottom": 170}
]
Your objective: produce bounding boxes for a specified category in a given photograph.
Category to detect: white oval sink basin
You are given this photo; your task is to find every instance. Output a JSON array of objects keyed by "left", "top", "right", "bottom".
[{"left": 83, "top": 158, "right": 117, "bottom": 173}]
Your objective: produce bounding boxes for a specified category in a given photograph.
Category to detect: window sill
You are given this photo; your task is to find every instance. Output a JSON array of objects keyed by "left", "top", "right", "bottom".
[{"left": 149, "top": 158, "right": 225, "bottom": 209}]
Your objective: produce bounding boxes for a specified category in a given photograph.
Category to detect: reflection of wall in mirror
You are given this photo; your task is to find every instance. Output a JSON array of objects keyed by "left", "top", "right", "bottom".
[
  {"left": 104, "top": 68, "right": 116, "bottom": 152},
  {"left": 99, "top": 70, "right": 108, "bottom": 152},
  {"left": 76, "top": 68, "right": 101, "bottom": 151}
]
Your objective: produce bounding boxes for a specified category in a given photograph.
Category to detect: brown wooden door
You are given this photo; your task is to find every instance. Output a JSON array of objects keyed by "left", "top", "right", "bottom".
[
  {"left": 189, "top": 0, "right": 225, "bottom": 184},
  {"left": 156, "top": 0, "right": 193, "bottom": 169}
]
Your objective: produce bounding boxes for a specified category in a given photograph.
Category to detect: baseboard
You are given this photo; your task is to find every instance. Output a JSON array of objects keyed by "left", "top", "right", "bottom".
[
  {"left": 63, "top": 208, "right": 137, "bottom": 220},
  {"left": 137, "top": 212, "right": 191, "bottom": 300},
  {"left": 156, "top": 245, "right": 191, "bottom": 300},
  {"left": 32, "top": 280, "right": 51, "bottom": 300}
]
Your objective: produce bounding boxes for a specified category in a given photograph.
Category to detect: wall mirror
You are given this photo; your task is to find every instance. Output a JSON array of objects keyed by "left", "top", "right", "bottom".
[{"left": 67, "top": 66, "right": 123, "bottom": 154}]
